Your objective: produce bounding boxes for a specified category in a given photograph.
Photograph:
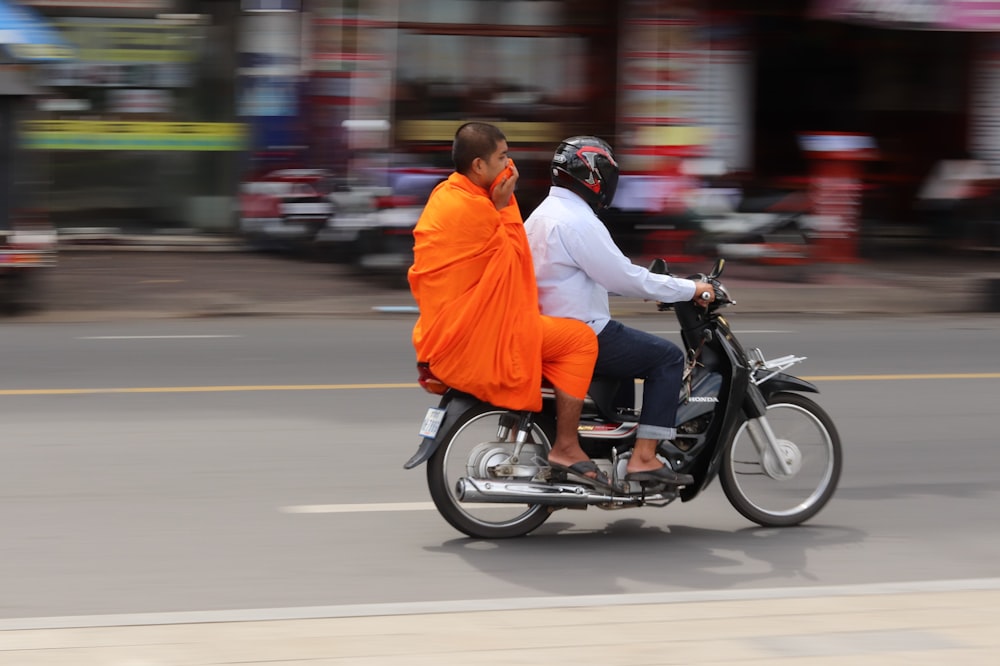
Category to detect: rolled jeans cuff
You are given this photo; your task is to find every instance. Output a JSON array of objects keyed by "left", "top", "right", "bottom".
[{"left": 636, "top": 424, "right": 676, "bottom": 441}]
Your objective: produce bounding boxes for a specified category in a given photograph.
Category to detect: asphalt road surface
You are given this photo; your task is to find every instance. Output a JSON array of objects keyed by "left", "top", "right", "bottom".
[{"left": 1, "top": 313, "right": 998, "bottom": 621}]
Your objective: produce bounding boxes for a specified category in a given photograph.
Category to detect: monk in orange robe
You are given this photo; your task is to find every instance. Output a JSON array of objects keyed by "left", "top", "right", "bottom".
[{"left": 409, "top": 122, "right": 603, "bottom": 483}]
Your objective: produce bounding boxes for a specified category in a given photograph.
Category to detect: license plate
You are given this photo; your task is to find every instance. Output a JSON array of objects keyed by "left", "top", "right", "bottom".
[{"left": 419, "top": 407, "right": 446, "bottom": 438}]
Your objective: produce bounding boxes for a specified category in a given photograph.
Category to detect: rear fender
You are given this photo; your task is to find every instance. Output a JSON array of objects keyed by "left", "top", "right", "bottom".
[{"left": 403, "top": 390, "right": 485, "bottom": 469}]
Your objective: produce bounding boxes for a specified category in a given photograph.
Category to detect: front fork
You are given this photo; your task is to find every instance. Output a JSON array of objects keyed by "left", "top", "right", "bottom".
[
  {"left": 745, "top": 416, "right": 794, "bottom": 478},
  {"left": 742, "top": 348, "right": 807, "bottom": 479}
]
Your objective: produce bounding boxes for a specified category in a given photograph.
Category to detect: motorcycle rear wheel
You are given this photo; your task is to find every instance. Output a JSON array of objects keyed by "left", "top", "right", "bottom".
[
  {"left": 721, "top": 392, "right": 841, "bottom": 527},
  {"left": 427, "top": 404, "right": 556, "bottom": 539}
]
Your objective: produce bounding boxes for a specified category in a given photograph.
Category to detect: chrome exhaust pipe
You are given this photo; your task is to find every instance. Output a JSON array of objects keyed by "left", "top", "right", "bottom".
[{"left": 456, "top": 477, "right": 640, "bottom": 506}]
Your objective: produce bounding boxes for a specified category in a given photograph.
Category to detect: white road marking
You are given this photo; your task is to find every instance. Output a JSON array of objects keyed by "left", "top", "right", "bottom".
[
  {"left": 647, "top": 329, "right": 793, "bottom": 335},
  {"left": 2, "top": 577, "right": 998, "bottom": 631},
  {"left": 282, "top": 502, "right": 436, "bottom": 513},
  {"left": 283, "top": 501, "right": 517, "bottom": 513},
  {"left": 373, "top": 306, "right": 420, "bottom": 313},
  {"left": 5, "top": 373, "right": 996, "bottom": 398},
  {"left": 78, "top": 335, "right": 242, "bottom": 340}
]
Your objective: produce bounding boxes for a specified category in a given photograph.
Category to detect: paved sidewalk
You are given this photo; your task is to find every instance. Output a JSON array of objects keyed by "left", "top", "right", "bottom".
[
  {"left": 10, "top": 246, "right": 1000, "bottom": 322},
  {"left": 2, "top": 583, "right": 999, "bottom": 665}
]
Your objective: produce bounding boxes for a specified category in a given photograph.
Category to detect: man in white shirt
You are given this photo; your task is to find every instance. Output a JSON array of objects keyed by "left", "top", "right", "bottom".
[{"left": 525, "top": 136, "right": 715, "bottom": 487}]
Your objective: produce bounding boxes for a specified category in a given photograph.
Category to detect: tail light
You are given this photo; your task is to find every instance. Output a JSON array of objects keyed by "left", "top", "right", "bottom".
[{"left": 417, "top": 362, "right": 448, "bottom": 395}]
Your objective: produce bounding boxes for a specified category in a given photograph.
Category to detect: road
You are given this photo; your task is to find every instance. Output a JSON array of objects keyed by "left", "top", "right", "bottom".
[{"left": 1, "top": 313, "right": 998, "bottom": 626}]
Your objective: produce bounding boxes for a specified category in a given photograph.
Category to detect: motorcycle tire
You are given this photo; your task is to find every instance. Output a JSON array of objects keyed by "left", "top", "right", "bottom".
[
  {"left": 427, "top": 403, "right": 557, "bottom": 539},
  {"left": 720, "top": 392, "right": 842, "bottom": 527}
]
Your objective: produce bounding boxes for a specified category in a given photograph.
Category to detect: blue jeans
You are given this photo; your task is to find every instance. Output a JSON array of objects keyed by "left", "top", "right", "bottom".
[{"left": 595, "top": 320, "right": 685, "bottom": 440}]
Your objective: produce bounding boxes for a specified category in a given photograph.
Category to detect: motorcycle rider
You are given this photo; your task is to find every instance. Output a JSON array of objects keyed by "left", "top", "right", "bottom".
[
  {"left": 525, "top": 136, "right": 715, "bottom": 486},
  {"left": 408, "top": 122, "right": 610, "bottom": 488}
]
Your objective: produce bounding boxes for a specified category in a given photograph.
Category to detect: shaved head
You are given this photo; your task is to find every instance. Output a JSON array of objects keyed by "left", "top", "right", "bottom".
[{"left": 452, "top": 122, "right": 507, "bottom": 175}]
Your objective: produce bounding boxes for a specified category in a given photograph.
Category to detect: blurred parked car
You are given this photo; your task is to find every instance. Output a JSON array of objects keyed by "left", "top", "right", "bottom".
[
  {"left": 0, "top": 222, "right": 56, "bottom": 314},
  {"left": 238, "top": 169, "right": 335, "bottom": 250},
  {"left": 601, "top": 166, "right": 814, "bottom": 266},
  {"left": 314, "top": 177, "right": 393, "bottom": 262},
  {"left": 317, "top": 167, "right": 448, "bottom": 273}
]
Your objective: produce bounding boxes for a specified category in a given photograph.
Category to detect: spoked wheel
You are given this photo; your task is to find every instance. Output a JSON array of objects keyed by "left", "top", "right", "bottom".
[
  {"left": 426, "top": 404, "right": 556, "bottom": 538},
  {"left": 721, "top": 392, "right": 841, "bottom": 526}
]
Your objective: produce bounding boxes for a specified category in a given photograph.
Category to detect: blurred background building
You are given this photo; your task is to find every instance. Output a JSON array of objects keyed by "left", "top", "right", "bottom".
[{"left": 7, "top": 0, "right": 1000, "bottom": 255}]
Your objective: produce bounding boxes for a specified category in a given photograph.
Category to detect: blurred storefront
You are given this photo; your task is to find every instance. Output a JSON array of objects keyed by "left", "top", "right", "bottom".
[
  {"left": 0, "top": 0, "right": 73, "bottom": 231},
  {"left": 21, "top": 0, "right": 243, "bottom": 231},
  {"left": 376, "top": 0, "right": 620, "bottom": 212},
  {"left": 293, "top": 1, "right": 752, "bottom": 214},
  {"left": 298, "top": 0, "right": 394, "bottom": 182},
  {"left": 755, "top": 0, "right": 1000, "bottom": 253},
  {"left": 15, "top": 0, "right": 1000, "bottom": 249}
]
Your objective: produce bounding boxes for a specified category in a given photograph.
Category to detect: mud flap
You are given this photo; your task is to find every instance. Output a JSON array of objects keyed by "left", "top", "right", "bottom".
[{"left": 403, "top": 391, "right": 483, "bottom": 470}]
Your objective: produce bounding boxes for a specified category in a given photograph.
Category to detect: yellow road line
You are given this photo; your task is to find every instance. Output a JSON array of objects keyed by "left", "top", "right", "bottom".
[
  {"left": 0, "top": 383, "right": 418, "bottom": 396},
  {"left": 802, "top": 373, "right": 1000, "bottom": 381},
  {"left": 0, "top": 373, "right": 998, "bottom": 397}
]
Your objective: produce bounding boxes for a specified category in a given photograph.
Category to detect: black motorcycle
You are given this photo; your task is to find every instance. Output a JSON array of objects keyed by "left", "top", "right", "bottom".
[{"left": 405, "top": 258, "right": 842, "bottom": 538}]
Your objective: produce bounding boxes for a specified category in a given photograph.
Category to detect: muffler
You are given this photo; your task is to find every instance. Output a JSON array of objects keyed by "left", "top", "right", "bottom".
[{"left": 456, "top": 477, "right": 639, "bottom": 506}]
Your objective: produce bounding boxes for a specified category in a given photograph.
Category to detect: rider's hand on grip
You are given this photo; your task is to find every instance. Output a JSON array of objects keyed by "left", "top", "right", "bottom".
[{"left": 694, "top": 282, "right": 715, "bottom": 308}]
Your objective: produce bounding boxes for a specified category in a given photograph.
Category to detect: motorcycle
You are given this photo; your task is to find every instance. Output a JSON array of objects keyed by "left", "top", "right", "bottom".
[{"left": 404, "top": 258, "right": 842, "bottom": 538}]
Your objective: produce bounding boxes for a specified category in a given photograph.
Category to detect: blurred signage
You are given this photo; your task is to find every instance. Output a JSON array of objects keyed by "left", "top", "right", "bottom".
[
  {"left": 39, "top": 18, "right": 196, "bottom": 90},
  {"left": 397, "top": 119, "right": 561, "bottom": 144},
  {"left": 971, "top": 36, "right": 1000, "bottom": 169},
  {"left": 616, "top": 3, "right": 754, "bottom": 170},
  {"left": 107, "top": 88, "right": 172, "bottom": 114},
  {"left": 949, "top": 1, "right": 1000, "bottom": 29},
  {"left": 53, "top": 18, "right": 198, "bottom": 63},
  {"left": 0, "top": 0, "right": 74, "bottom": 61},
  {"left": 239, "top": 9, "right": 302, "bottom": 153},
  {"left": 812, "top": 0, "right": 1000, "bottom": 30},
  {"left": 798, "top": 132, "right": 877, "bottom": 154},
  {"left": 21, "top": 120, "right": 247, "bottom": 151},
  {"left": 44, "top": 62, "right": 189, "bottom": 87},
  {"left": 812, "top": 0, "right": 943, "bottom": 26}
]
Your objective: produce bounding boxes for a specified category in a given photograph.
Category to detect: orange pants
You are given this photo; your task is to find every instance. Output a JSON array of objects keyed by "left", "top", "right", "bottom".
[{"left": 540, "top": 315, "right": 597, "bottom": 400}]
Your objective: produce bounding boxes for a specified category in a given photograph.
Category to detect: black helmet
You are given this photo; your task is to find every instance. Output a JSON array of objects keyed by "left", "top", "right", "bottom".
[{"left": 551, "top": 136, "right": 619, "bottom": 212}]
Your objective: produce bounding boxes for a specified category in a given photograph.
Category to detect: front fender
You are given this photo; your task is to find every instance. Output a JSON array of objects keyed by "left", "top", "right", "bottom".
[
  {"left": 757, "top": 372, "right": 819, "bottom": 398},
  {"left": 403, "top": 390, "right": 484, "bottom": 469}
]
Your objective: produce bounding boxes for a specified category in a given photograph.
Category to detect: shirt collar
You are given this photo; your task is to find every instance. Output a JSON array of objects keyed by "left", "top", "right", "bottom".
[{"left": 548, "top": 186, "right": 591, "bottom": 211}]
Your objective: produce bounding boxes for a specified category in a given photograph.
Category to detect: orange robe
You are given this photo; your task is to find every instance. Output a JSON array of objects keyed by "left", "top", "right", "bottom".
[{"left": 408, "top": 172, "right": 545, "bottom": 411}]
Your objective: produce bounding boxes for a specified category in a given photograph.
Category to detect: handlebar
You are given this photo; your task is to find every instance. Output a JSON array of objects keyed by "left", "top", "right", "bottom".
[{"left": 649, "top": 258, "right": 735, "bottom": 311}]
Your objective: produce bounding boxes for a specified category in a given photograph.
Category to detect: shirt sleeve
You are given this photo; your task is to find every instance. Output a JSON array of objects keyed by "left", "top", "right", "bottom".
[{"left": 562, "top": 214, "right": 698, "bottom": 303}]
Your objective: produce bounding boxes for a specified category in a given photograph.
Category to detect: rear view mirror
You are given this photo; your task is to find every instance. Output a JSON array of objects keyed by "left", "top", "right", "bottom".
[{"left": 648, "top": 258, "right": 668, "bottom": 275}]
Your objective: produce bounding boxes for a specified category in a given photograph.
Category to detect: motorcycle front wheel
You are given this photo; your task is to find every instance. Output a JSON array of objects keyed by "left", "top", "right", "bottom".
[
  {"left": 426, "top": 404, "right": 556, "bottom": 539},
  {"left": 720, "top": 392, "right": 842, "bottom": 527}
]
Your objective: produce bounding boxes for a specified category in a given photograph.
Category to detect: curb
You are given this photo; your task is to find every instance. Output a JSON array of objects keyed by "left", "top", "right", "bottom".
[
  {"left": 14, "top": 234, "right": 999, "bottom": 321},
  {"left": 56, "top": 230, "right": 248, "bottom": 253}
]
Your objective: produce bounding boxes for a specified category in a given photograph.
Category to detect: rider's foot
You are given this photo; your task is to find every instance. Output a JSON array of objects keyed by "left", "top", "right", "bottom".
[
  {"left": 547, "top": 445, "right": 603, "bottom": 483},
  {"left": 625, "top": 464, "right": 694, "bottom": 487},
  {"left": 546, "top": 459, "right": 613, "bottom": 489}
]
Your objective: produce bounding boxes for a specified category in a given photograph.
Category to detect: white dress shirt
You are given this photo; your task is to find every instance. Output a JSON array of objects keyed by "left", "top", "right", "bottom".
[{"left": 525, "top": 187, "right": 697, "bottom": 334}]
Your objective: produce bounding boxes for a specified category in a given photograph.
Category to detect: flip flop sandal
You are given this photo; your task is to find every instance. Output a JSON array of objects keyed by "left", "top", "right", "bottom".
[
  {"left": 547, "top": 460, "right": 614, "bottom": 491},
  {"left": 624, "top": 465, "right": 694, "bottom": 487}
]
